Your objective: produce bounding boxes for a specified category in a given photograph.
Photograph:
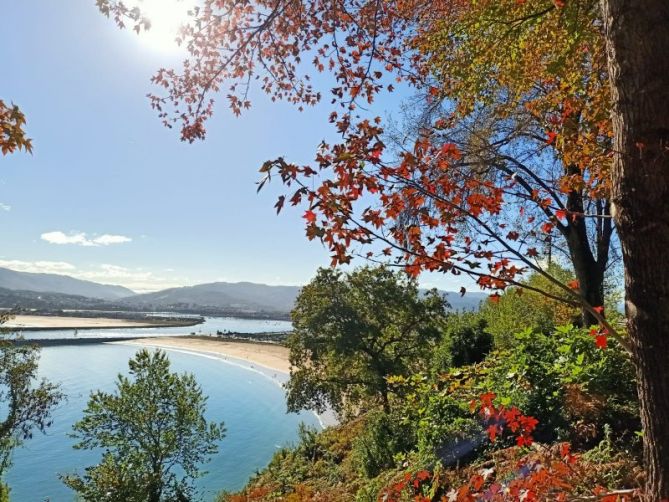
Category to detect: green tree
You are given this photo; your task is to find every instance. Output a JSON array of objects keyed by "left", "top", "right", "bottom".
[
  {"left": 62, "top": 349, "right": 225, "bottom": 502},
  {"left": 480, "top": 264, "right": 581, "bottom": 348},
  {"left": 0, "top": 314, "right": 62, "bottom": 494},
  {"left": 286, "top": 267, "right": 447, "bottom": 417},
  {"left": 431, "top": 312, "right": 493, "bottom": 372}
]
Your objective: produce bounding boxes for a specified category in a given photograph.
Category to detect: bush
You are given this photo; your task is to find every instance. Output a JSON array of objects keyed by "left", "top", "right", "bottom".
[
  {"left": 351, "top": 411, "right": 413, "bottom": 478},
  {"left": 480, "top": 265, "right": 581, "bottom": 348},
  {"left": 431, "top": 312, "right": 493, "bottom": 373},
  {"left": 482, "top": 325, "right": 639, "bottom": 447},
  {"left": 405, "top": 324, "right": 638, "bottom": 458},
  {"left": 389, "top": 374, "right": 481, "bottom": 466}
]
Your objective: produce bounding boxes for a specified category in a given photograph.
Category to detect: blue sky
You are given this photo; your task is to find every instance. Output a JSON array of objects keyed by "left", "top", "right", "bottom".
[{"left": 2, "top": 0, "right": 470, "bottom": 293}]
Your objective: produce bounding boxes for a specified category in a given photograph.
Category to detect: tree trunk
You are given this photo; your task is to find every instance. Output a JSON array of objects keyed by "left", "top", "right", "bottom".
[
  {"left": 572, "top": 258, "right": 604, "bottom": 326},
  {"left": 565, "top": 220, "right": 605, "bottom": 326},
  {"left": 599, "top": 1, "right": 669, "bottom": 499},
  {"left": 563, "top": 177, "right": 608, "bottom": 326}
]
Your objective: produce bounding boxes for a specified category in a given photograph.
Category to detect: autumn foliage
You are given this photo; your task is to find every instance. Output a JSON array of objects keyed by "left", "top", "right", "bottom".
[
  {"left": 97, "top": 0, "right": 618, "bottom": 331},
  {"left": 98, "top": 0, "right": 669, "bottom": 498},
  {"left": 0, "top": 100, "right": 32, "bottom": 156}
]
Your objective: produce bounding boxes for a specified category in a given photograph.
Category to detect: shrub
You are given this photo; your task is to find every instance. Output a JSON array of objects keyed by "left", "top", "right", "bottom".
[
  {"left": 482, "top": 325, "right": 639, "bottom": 447},
  {"left": 431, "top": 312, "right": 494, "bottom": 373},
  {"left": 480, "top": 265, "right": 580, "bottom": 348},
  {"left": 351, "top": 411, "right": 413, "bottom": 478}
]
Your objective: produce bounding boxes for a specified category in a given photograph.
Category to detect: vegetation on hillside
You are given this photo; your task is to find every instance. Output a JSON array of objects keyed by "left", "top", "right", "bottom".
[{"left": 219, "top": 267, "right": 641, "bottom": 501}]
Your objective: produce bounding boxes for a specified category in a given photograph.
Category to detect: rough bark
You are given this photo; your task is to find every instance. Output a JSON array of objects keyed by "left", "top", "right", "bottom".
[{"left": 599, "top": 1, "right": 669, "bottom": 499}]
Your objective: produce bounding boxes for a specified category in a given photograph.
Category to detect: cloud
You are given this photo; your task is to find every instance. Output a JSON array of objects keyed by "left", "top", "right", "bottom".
[
  {"left": 0, "top": 203, "right": 10, "bottom": 212},
  {"left": 91, "top": 234, "right": 132, "bottom": 246},
  {"left": 0, "top": 259, "right": 76, "bottom": 274},
  {"left": 41, "top": 231, "right": 132, "bottom": 247}
]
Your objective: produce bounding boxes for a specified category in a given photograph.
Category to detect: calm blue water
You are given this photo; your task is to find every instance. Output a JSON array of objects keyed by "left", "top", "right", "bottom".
[
  {"left": 21, "top": 316, "right": 293, "bottom": 340},
  {"left": 4, "top": 343, "right": 319, "bottom": 501}
]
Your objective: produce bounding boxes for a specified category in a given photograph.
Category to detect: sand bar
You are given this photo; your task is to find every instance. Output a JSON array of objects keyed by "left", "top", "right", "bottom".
[
  {"left": 115, "top": 336, "right": 292, "bottom": 374},
  {"left": 6, "top": 315, "right": 181, "bottom": 330}
]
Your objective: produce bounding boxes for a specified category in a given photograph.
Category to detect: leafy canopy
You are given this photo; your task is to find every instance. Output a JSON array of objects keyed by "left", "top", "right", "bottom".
[
  {"left": 480, "top": 264, "right": 581, "bottom": 347},
  {"left": 0, "top": 314, "right": 62, "bottom": 481},
  {"left": 62, "top": 349, "right": 225, "bottom": 502},
  {"left": 286, "top": 266, "right": 447, "bottom": 417},
  {"left": 97, "top": 0, "right": 617, "bottom": 333}
]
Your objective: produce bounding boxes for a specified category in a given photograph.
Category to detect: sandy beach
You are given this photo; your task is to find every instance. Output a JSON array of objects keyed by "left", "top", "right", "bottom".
[
  {"left": 115, "top": 336, "right": 292, "bottom": 374},
  {"left": 115, "top": 337, "right": 339, "bottom": 427},
  {"left": 5, "top": 315, "right": 168, "bottom": 330}
]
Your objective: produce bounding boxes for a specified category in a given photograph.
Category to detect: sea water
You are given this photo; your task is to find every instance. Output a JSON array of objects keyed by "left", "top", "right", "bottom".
[
  {"left": 20, "top": 316, "right": 294, "bottom": 340},
  {"left": 4, "top": 342, "right": 319, "bottom": 501}
]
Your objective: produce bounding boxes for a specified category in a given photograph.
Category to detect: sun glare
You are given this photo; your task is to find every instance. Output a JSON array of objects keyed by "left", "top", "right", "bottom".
[{"left": 128, "top": 0, "right": 193, "bottom": 52}]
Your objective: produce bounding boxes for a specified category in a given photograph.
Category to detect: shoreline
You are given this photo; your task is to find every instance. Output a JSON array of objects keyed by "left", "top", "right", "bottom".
[
  {"left": 113, "top": 336, "right": 292, "bottom": 373},
  {"left": 112, "top": 337, "right": 339, "bottom": 427},
  {"left": 4, "top": 314, "right": 203, "bottom": 331}
]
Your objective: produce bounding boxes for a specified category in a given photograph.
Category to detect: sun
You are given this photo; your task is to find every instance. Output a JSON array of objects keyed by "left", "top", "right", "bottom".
[{"left": 127, "top": 0, "right": 194, "bottom": 53}]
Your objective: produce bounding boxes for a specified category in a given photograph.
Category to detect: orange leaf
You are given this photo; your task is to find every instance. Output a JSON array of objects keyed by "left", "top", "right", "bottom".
[{"left": 303, "top": 210, "right": 316, "bottom": 223}]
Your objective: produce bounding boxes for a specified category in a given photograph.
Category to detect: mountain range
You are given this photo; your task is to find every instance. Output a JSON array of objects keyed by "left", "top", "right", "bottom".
[
  {"left": 0, "top": 267, "right": 134, "bottom": 300},
  {"left": 0, "top": 267, "right": 486, "bottom": 315}
]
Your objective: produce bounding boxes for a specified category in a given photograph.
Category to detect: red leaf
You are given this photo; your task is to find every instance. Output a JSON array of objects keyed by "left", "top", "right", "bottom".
[
  {"left": 405, "top": 263, "right": 421, "bottom": 277},
  {"left": 303, "top": 210, "right": 317, "bottom": 223},
  {"left": 595, "top": 334, "right": 608, "bottom": 349},
  {"left": 440, "top": 142, "right": 462, "bottom": 160},
  {"left": 546, "top": 131, "right": 558, "bottom": 145},
  {"left": 470, "top": 474, "right": 485, "bottom": 491}
]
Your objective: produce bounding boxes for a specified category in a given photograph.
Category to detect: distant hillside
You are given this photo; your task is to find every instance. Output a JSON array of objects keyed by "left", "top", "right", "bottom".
[
  {"left": 0, "top": 287, "right": 113, "bottom": 311},
  {"left": 0, "top": 268, "right": 487, "bottom": 317},
  {"left": 119, "top": 282, "right": 301, "bottom": 315},
  {"left": 441, "top": 291, "right": 487, "bottom": 311},
  {"left": 120, "top": 281, "right": 487, "bottom": 314},
  {"left": 0, "top": 267, "right": 135, "bottom": 300}
]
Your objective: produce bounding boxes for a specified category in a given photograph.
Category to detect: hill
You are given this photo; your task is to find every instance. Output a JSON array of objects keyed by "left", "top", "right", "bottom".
[
  {"left": 440, "top": 291, "right": 486, "bottom": 311},
  {"left": 0, "top": 267, "right": 135, "bottom": 300},
  {"left": 0, "top": 287, "right": 113, "bottom": 311},
  {"left": 118, "top": 282, "right": 301, "bottom": 314},
  {"left": 120, "top": 281, "right": 487, "bottom": 315},
  {"left": 0, "top": 268, "right": 487, "bottom": 317}
]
